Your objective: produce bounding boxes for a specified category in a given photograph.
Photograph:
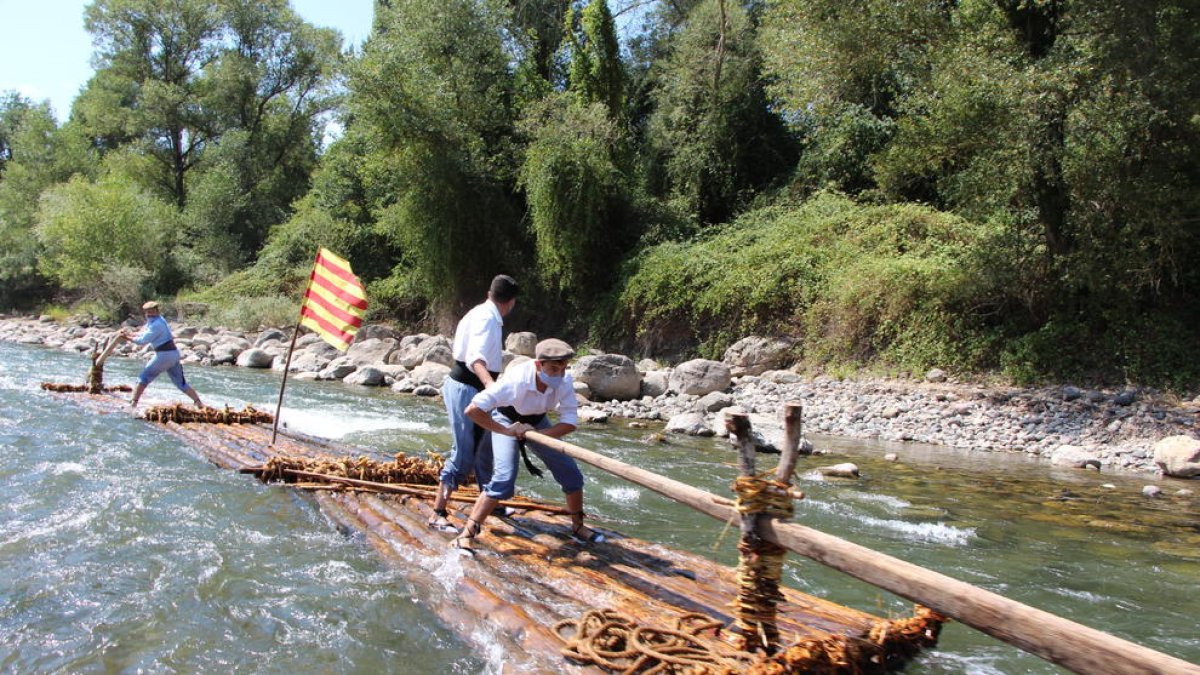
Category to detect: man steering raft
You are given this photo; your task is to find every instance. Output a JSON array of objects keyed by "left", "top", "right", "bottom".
[
  {"left": 117, "top": 301, "right": 204, "bottom": 409},
  {"left": 451, "top": 338, "right": 605, "bottom": 553}
]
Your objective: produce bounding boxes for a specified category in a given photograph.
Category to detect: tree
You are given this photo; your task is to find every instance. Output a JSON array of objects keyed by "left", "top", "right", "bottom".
[
  {"left": 35, "top": 173, "right": 179, "bottom": 314},
  {"left": 347, "top": 0, "right": 523, "bottom": 317},
  {"left": 564, "top": 0, "right": 625, "bottom": 117},
  {"left": 519, "top": 94, "right": 633, "bottom": 298},
  {"left": 0, "top": 99, "right": 96, "bottom": 308},
  {"left": 74, "top": 0, "right": 342, "bottom": 273},
  {"left": 646, "top": 0, "right": 795, "bottom": 224}
]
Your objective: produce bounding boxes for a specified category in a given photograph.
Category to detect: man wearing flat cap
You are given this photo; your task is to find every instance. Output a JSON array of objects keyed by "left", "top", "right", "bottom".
[
  {"left": 450, "top": 338, "right": 605, "bottom": 552},
  {"left": 117, "top": 300, "right": 204, "bottom": 409}
]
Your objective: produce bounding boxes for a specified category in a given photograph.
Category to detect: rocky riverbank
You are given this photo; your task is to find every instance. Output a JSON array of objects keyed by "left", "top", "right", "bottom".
[{"left": 5, "top": 314, "right": 1199, "bottom": 480}]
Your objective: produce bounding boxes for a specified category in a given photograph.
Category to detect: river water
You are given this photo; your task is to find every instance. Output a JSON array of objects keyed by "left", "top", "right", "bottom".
[{"left": 1, "top": 342, "right": 1196, "bottom": 674}]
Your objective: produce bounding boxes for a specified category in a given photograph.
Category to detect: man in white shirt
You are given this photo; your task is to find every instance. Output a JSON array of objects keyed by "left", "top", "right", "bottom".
[
  {"left": 451, "top": 338, "right": 604, "bottom": 552},
  {"left": 428, "top": 275, "right": 518, "bottom": 531}
]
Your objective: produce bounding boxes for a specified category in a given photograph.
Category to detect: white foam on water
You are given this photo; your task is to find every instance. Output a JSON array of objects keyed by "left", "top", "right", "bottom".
[
  {"left": 848, "top": 492, "right": 910, "bottom": 510},
  {"left": 603, "top": 485, "right": 641, "bottom": 504},
  {"left": 431, "top": 548, "right": 467, "bottom": 590},
  {"left": 50, "top": 461, "right": 88, "bottom": 476},
  {"left": 278, "top": 406, "right": 432, "bottom": 439},
  {"left": 803, "top": 499, "right": 974, "bottom": 546},
  {"left": 1052, "top": 587, "right": 1107, "bottom": 603},
  {"left": 307, "top": 560, "right": 357, "bottom": 585},
  {"left": 855, "top": 514, "right": 975, "bottom": 546}
]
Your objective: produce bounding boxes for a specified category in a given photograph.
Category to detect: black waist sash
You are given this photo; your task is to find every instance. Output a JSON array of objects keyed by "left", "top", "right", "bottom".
[
  {"left": 153, "top": 340, "right": 177, "bottom": 352},
  {"left": 497, "top": 406, "right": 548, "bottom": 478},
  {"left": 450, "top": 360, "right": 500, "bottom": 390}
]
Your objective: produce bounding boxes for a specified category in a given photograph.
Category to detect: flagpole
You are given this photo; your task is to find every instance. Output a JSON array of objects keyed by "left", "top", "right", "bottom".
[{"left": 271, "top": 271, "right": 315, "bottom": 446}]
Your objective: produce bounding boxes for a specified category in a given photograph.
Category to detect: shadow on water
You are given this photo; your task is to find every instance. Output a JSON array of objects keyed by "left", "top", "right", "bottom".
[{"left": 2, "top": 342, "right": 1197, "bottom": 673}]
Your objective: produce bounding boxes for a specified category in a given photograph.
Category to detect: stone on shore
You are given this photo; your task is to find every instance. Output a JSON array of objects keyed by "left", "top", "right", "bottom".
[
  {"left": 236, "top": 347, "right": 274, "bottom": 368},
  {"left": 343, "top": 366, "right": 386, "bottom": 386},
  {"left": 669, "top": 359, "right": 731, "bottom": 397},
  {"left": 666, "top": 412, "right": 713, "bottom": 436},
  {"left": 815, "top": 463, "right": 860, "bottom": 478},
  {"left": 1049, "top": 444, "right": 1102, "bottom": 469},
  {"left": 571, "top": 354, "right": 641, "bottom": 401},
  {"left": 345, "top": 337, "right": 398, "bottom": 366},
  {"left": 1153, "top": 435, "right": 1200, "bottom": 478},
  {"left": 640, "top": 371, "right": 670, "bottom": 398},
  {"left": 723, "top": 336, "right": 794, "bottom": 377},
  {"left": 505, "top": 332, "right": 537, "bottom": 358}
]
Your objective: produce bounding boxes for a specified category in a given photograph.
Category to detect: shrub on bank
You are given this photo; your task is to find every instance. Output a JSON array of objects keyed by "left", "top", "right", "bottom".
[{"left": 611, "top": 191, "right": 998, "bottom": 371}]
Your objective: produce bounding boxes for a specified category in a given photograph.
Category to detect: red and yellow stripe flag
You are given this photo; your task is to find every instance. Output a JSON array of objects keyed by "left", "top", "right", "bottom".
[{"left": 299, "top": 248, "right": 367, "bottom": 351}]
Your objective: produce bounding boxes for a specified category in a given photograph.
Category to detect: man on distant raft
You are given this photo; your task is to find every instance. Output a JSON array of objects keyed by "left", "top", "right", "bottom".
[
  {"left": 451, "top": 338, "right": 605, "bottom": 553},
  {"left": 117, "top": 301, "right": 203, "bottom": 409},
  {"left": 427, "top": 275, "right": 519, "bottom": 532}
]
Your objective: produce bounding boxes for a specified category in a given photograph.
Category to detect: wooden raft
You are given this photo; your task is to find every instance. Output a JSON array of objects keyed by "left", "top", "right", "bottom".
[{"left": 48, "top": 391, "right": 942, "bottom": 673}]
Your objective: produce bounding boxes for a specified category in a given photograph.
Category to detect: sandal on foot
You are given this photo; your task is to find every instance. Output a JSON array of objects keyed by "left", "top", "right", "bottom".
[
  {"left": 451, "top": 518, "right": 482, "bottom": 554},
  {"left": 427, "top": 509, "right": 456, "bottom": 533},
  {"left": 571, "top": 522, "right": 606, "bottom": 544}
]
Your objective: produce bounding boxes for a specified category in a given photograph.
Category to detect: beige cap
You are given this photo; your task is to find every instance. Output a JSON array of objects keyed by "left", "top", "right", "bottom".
[
  {"left": 141, "top": 301, "right": 159, "bottom": 311},
  {"left": 535, "top": 338, "right": 575, "bottom": 361}
]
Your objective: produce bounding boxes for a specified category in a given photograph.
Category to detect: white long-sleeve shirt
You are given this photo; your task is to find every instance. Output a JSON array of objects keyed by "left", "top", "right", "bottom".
[{"left": 471, "top": 359, "right": 578, "bottom": 426}]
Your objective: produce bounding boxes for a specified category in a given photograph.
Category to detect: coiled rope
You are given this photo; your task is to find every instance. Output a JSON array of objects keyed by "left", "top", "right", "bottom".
[{"left": 555, "top": 609, "right": 754, "bottom": 674}]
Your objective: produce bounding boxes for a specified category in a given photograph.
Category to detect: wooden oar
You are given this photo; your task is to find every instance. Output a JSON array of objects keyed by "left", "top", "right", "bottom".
[{"left": 523, "top": 427, "right": 1200, "bottom": 675}]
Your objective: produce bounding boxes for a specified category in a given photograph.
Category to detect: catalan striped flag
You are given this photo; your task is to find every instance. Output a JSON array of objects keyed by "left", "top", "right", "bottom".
[{"left": 299, "top": 248, "right": 367, "bottom": 351}]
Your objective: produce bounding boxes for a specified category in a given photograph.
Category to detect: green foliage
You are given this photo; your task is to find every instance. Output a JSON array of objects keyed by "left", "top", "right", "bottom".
[
  {"left": 647, "top": 0, "right": 795, "bottom": 224},
  {"left": 614, "top": 192, "right": 999, "bottom": 369},
  {"left": 347, "top": 0, "right": 524, "bottom": 315},
  {"left": 518, "top": 94, "right": 633, "bottom": 297},
  {"left": 565, "top": 0, "right": 625, "bottom": 117},
  {"left": 200, "top": 295, "right": 298, "bottom": 331},
  {"left": 35, "top": 174, "right": 178, "bottom": 300}
]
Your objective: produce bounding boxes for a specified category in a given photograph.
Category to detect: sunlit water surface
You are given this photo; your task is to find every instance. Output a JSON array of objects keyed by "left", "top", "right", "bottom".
[{"left": 1, "top": 342, "right": 1196, "bottom": 673}]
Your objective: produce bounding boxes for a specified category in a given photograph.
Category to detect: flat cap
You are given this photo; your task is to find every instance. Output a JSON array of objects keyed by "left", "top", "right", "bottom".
[
  {"left": 535, "top": 338, "right": 575, "bottom": 361},
  {"left": 141, "top": 301, "right": 159, "bottom": 311}
]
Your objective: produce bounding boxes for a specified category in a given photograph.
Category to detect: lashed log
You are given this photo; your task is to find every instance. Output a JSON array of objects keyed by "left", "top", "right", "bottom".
[
  {"left": 523, "top": 428, "right": 1200, "bottom": 675},
  {"left": 240, "top": 467, "right": 572, "bottom": 515}
]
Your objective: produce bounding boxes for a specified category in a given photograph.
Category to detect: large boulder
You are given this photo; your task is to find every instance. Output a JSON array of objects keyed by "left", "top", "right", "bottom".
[
  {"left": 209, "top": 337, "right": 251, "bottom": 365},
  {"left": 345, "top": 337, "right": 398, "bottom": 366},
  {"left": 1050, "top": 444, "right": 1102, "bottom": 469},
  {"left": 254, "top": 328, "right": 286, "bottom": 347},
  {"left": 666, "top": 412, "right": 713, "bottom": 436},
  {"left": 235, "top": 347, "right": 275, "bottom": 368},
  {"left": 390, "top": 335, "right": 451, "bottom": 368},
  {"left": 1153, "top": 435, "right": 1200, "bottom": 478},
  {"left": 356, "top": 324, "right": 398, "bottom": 340},
  {"left": 344, "top": 366, "right": 386, "bottom": 386},
  {"left": 571, "top": 354, "right": 641, "bottom": 401},
  {"left": 669, "top": 359, "right": 731, "bottom": 396},
  {"left": 505, "top": 332, "right": 538, "bottom": 358},
  {"left": 317, "top": 357, "right": 359, "bottom": 381},
  {"left": 640, "top": 371, "right": 670, "bottom": 398},
  {"left": 409, "top": 362, "right": 451, "bottom": 388},
  {"left": 723, "top": 336, "right": 795, "bottom": 377}
]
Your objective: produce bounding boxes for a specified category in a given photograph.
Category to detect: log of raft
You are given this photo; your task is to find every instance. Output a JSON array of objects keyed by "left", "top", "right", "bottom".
[{"left": 42, "top": 389, "right": 944, "bottom": 673}]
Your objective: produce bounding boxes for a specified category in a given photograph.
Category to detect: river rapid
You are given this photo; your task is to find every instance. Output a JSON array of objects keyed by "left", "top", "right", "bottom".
[{"left": 1, "top": 342, "right": 1197, "bottom": 673}]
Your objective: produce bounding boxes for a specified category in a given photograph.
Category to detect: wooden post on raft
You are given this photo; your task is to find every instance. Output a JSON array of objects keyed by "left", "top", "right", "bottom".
[
  {"left": 727, "top": 413, "right": 779, "bottom": 651},
  {"left": 727, "top": 408, "right": 804, "bottom": 653},
  {"left": 88, "top": 334, "right": 123, "bottom": 393},
  {"left": 522, "top": 414, "right": 1200, "bottom": 675}
]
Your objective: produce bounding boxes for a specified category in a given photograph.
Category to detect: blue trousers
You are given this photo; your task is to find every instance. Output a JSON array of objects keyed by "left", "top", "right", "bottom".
[
  {"left": 439, "top": 377, "right": 492, "bottom": 489},
  {"left": 481, "top": 411, "right": 584, "bottom": 500},
  {"left": 138, "top": 349, "right": 188, "bottom": 389}
]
